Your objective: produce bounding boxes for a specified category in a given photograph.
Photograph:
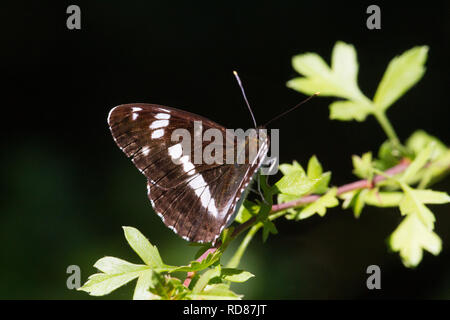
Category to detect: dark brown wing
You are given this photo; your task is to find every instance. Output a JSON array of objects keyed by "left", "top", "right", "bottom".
[{"left": 108, "top": 103, "right": 268, "bottom": 244}]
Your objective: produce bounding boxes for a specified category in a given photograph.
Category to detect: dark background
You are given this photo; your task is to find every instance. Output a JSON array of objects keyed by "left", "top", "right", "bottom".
[{"left": 1, "top": 1, "right": 449, "bottom": 299}]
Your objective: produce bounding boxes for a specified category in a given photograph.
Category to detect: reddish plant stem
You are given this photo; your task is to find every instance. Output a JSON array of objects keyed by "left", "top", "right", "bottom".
[{"left": 183, "top": 158, "right": 411, "bottom": 287}]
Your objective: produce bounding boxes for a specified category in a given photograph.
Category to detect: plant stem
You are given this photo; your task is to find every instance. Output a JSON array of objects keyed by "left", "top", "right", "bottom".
[
  {"left": 226, "top": 224, "right": 262, "bottom": 269},
  {"left": 373, "top": 110, "right": 402, "bottom": 151}
]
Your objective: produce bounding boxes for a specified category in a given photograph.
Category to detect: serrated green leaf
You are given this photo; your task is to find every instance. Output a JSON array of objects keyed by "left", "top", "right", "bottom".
[
  {"left": 352, "top": 152, "right": 373, "bottom": 179},
  {"left": 123, "top": 226, "right": 164, "bottom": 268},
  {"left": 274, "top": 170, "right": 318, "bottom": 196},
  {"left": 288, "top": 42, "right": 365, "bottom": 101},
  {"left": 292, "top": 52, "right": 331, "bottom": 79},
  {"left": 221, "top": 268, "right": 255, "bottom": 283},
  {"left": 329, "top": 100, "right": 372, "bottom": 122},
  {"left": 373, "top": 46, "right": 428, "bottom": 111},
  {"left": 389, "top": 214, "right": 441, "bottom": 268},
  {"left": 78, "top": 270, "right": 143, "bottom": 296},
  {"left": 298, "top": 188, "right": 338, "bottom": 220},
  {"left": 312, "top": 171, "right": 332, "bottom": 194},
  {"left": 305, "top": 156, "right": 331, "bottom": 194},
  {"left": 307, "top": 155, "right": 323, "bottom": 178},
  {"left": 78, "top": 256, "right": 149, "bottom": 296},
  {"left": 410, "top": 189, "right": 450, "bottom": 204},
  {"left": 279, "top": 161, "right": 304, "bottom": 176},
  {"left": 94, "top": 256, "right": 148, "bottom": 274},
  {"left": 399, "top": 184, "right": 435, "bottom": 230},
  {"left": 188, "top": 283, "right": 242, "bottom": 300}
]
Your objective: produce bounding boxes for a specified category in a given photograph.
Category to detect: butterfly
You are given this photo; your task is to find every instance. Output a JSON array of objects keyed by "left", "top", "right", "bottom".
[{"left": 107, "top": 103, "right": 270, "bottom": 244}]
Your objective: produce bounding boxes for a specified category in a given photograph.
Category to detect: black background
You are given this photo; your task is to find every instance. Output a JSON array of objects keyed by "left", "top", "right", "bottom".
[{"left": 1, "top": 1, "right": 449, "bottom": 299}]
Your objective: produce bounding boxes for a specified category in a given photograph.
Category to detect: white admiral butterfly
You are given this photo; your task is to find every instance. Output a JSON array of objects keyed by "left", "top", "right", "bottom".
[{"left": 108, "top": 101, "right": 270, "bottom": 244}]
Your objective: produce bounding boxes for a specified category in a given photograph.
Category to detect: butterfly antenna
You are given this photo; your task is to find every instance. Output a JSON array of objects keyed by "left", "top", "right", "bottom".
[
  {"left": 233, "top": 71, "right": 258, "bottom": 128},
  {"left": 264, "top": 92, "right": 320, "bottom": 127}
]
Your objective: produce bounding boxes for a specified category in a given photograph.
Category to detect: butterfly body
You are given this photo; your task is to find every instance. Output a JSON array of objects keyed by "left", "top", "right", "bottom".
[{"left": 108, "top": 103, "right": 269, "bottom": 244}]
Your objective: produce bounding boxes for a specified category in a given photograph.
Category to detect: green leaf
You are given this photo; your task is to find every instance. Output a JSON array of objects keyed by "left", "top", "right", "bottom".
[
  {"left": 297, "top": 188, "right": 339, "bottom": 220},
  {"left": 192, "top": 267, "right": 221, "bottom": 294},
  {"left": 235, "top": 200, "right": 258, "bottom": 224},
  {"left": 401, "top": 143, "right": 433, "bottom": 183},
  {"left": 418, "top": 150, "right": 450, "bottom": 188},
  {"left": 148, "top": 270, "right": 171, "bottom": 299},
  {"left": 389, "top": 214, "right": 441, "bottom": 268},
  {"left": 221, "top": 268, "right": 255, "bottom": 283},
  {"left": 78, "top": 270, "right": 143, "bottom": 296},
  {"left": 292, "top": 52, "right": 331, "bottom": 79},
  {"left": 409, "top": 189, "right": 450, "bottom": 204},
  {"left": 340, "top": 190, "right": 358, "bottom": 209},
  {"left": 399, "top": 184, "right": 435, "bottom": 230},
  {"left": 188, "top": 283, "right": 242, "bottom": 300},
  {"left": 133, "top": 269, "right": 160, "bottom": 300},
  {"left": 123, "top": 226, "right": 164, "bottom": 268},
  {"left": 288, "top": 41, "right": 366, "bottom": 102},
  {"left": 373, "top": 46, "right": 428, "bottom": 111},
  {"left": 306, "top": 156, "right": 332, "bottom": 194},
  {"left": 279, "top": 160, "right": 305, "bottom": 176},
  {"left": 329, "top": 100, "right": 372, "bottom": 122},
  {"left": 262, "top": 220, "right": 278, "bottom": 242},
  {"left": 307, "top": 155, "right": 323, "bottom": 178},
  {"left": 353, "top": 189, "right": 369, "bottom": 218},
  {"left": 331, "top": 41, "right": 359, "bottom": 86},
  {"left": 406, "top": 130, "right": 448, "bottom": 159},
  {"left": 364, "top": 190, "right": 403, "bottom": 207},
  {"left": 220, "top": 226, "right": 234, "bottom": 246},
  {"left": 314, "top": 172, "right": 332, "bottom": 194},
  {"left": 78, "top": 256, "right": 149, "bottom": 296},
  {"left": 375, "top": 140, "right": 401, "bottom": 170},
  {"left": 274, "top": 170, "right": 317, "bottom": 196},
  {"left": 352, "top": 152, "right": 373, "bottom": 179},
  {"left": 170, "top": 251, "right": 220, "bottom": 273},
  {"left": 94, "top": 256, "right": 148, "bottom": 274}
]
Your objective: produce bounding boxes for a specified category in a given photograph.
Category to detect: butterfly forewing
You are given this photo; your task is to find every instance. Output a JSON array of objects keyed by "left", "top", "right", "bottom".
[{"left": 108, "top": 103, "right": 269, "bottom": 244}]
